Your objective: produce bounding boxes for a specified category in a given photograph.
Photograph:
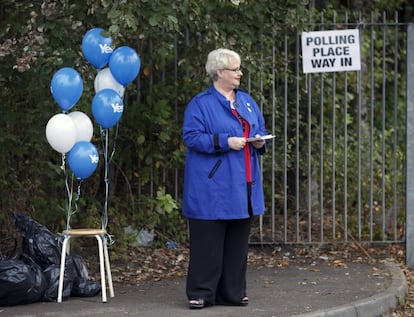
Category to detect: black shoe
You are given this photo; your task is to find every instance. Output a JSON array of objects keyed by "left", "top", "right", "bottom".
[
  {"left": 240, "top": 296, "right": 249, "bottom": 306},
  {"left": 189, "top": 299, "right": 205, "bottom": 309}
]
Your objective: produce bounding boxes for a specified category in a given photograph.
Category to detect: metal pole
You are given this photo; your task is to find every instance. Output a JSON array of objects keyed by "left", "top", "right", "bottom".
[{"left": 406, "top": 23, "right": 414, "bottom": 268}]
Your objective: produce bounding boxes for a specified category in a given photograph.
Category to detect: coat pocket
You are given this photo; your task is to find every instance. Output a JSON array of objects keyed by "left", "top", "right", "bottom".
[{"left": 208, "top": 160, "right": 222, "bottom": 179}]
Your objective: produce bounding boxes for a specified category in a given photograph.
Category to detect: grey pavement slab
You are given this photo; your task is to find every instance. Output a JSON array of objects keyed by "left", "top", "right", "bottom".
[{"left": 0, "top": 259, "right": 407, "bottom": 317}]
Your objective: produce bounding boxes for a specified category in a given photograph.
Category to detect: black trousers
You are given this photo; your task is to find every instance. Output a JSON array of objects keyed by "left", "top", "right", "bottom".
[{"left": 186, "top": 217, "right": 252, "bottom": 305}]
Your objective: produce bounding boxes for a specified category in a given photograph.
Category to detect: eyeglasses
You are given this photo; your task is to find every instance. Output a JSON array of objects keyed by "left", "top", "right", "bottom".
[{"left": 222, "top": 67, "right": 242, "bottom": 73}]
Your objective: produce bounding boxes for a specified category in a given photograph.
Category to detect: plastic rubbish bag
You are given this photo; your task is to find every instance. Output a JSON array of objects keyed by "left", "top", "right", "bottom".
[
  {"left": 12, "top": 212, "right": 61, "bottom": 269},
  {"left": 0, "top": 256, "right": 47, "bottom": 306},
  {"left": 41, "top": 263, "right": 73, "bottom": 302},
  {"left": 123, "top": 226, "right": 154, "bottom": 247},
  {"left": 71, "top": 253, "right": 101, "bottom": 297},
  {"left": 11, "top": 211, "right": 102, "bottom": 302},
  {"left": 41, "top": 254, "right": 101, "bottom": 301},
  {"left": 137, "top": 228, "right": 154, "bottom": 247}
]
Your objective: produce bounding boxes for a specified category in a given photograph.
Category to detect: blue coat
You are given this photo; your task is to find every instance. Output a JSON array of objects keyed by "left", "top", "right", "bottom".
[{"left": 182, "top": 85, "right": 267, "bottom": 220}]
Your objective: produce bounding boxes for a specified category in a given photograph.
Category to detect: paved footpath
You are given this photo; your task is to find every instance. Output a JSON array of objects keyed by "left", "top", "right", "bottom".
[{"left": 0, "top": 259, "right": 407, "bottom": 317}]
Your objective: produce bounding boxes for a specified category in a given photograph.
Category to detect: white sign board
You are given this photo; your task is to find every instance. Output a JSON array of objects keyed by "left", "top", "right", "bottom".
[{"left": 301, "top": 29, "right": 361, "bottom": 73}]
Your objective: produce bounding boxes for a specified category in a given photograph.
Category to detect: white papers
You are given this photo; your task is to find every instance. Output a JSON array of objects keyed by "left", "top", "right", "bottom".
[{"left": 246, "top": 135, "right": 275, "bottom": 142}]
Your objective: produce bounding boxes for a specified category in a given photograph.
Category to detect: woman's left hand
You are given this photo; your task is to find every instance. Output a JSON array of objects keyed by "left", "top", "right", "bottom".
[{"left": 251, "top": 134, "right": 265, "bottom": 149}]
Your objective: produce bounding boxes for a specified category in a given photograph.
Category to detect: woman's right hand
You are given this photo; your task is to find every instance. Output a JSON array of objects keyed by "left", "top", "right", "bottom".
[{"left": 228, "top": 137, "right": 246, "bottom": 151}]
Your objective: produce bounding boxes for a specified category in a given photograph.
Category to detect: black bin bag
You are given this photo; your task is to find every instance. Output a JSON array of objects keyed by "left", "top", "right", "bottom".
[
  {"left": 11, "top": 211, "right": 102, "bottom": 302},
  {"left": 12, "top": 212, "right": 61, "bottom": 269},
  {"left": 71, "top": 253, "right": 101, "bottom": 297},
  {"left": 0, "top": 256, "right": 47, "bottom": 306},
  {"left": 42, "top": 262, "right": 73, "bottom": 302}
]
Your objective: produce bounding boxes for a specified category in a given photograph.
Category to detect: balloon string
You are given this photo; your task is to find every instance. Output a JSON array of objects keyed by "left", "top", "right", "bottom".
[
  {"left": 101, "top": 128, "right": 109, "bottom": 230},
  {"left": 62, "top": 153, "right": 72, "bottom": 231},
  {"left": 72, "top": 180, "right": 82, "bottom": 216},
  {"left": 99, "top": 89, "right": 125, "bottom": 231},
  {"left": 60, "top": 153, "right": 66, "bottom": 172},
  {"left": 64, "top": 177, "right": 82, "bottom": 231},
  {"left": 65, "top": 176, "right": 72, "bottom": 231},
  {"left": 105, "top": 233, "right": 115, "bottom": 246},
  {"left": 109, "top": 122, "right": 119, "bottom": 163},
  {"left": 62, "top": 152, "right": 83, "bottom": 231},
  {"left": 100, "top": 123, "right": 119, "bottom": 230}
]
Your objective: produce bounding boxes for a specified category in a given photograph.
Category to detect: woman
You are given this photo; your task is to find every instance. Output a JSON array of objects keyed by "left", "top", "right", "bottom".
[{"left": 182, "top": 48, "right": 268, "bottom": 309}]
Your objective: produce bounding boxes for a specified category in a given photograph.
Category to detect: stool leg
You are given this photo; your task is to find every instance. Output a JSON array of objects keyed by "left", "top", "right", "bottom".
[
  {"left": 57, "top": 236, "right": 70, "bottom": 303},
  {"left": 103, "top": 238, "right": 114, "bottom": 298},
  {"left": 95, "top": 235, "right": 107, "bottom": 302}
]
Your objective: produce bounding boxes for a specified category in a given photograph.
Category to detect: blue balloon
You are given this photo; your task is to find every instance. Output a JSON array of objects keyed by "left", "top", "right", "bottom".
[
  {"left": 91, "top": 89, "right": 124, "bottom": 129},
  {"left": 109, "top": 46, "right": 141, "bottom": 86},
  {"left": 82, "top": 28, "right": 113, "bottom": 69},
  {"left": 50, "top": 67, "right": 83, "bottom": 111},
  {"left": 67, "top": 141, "right": 99, "bottom": 179}
]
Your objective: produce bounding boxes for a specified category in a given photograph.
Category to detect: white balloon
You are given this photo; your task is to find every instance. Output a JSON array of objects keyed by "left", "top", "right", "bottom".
[
  {"left": 68, "top": 111, "right": 94, "bottom": 142},
  {"left": 94, "top": 67, "right": 125, "bottom": 97},
  {"left": 45, "top": 113, "right": 77, "bottom": 153}
]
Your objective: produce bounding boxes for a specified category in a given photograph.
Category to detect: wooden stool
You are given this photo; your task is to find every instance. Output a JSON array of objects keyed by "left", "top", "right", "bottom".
[{"left": 57, "top": 229, "right": 114, "bottom": 303}]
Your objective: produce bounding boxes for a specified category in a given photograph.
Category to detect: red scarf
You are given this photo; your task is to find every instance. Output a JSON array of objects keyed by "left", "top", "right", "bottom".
[{"left": 231, "top": 109, "right": 252, "bottom": 182}]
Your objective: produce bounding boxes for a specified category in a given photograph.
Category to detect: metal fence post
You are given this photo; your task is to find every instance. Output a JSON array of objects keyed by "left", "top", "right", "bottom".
[{"left": 406, "top": 23, "right": 414, "bottom": 268}]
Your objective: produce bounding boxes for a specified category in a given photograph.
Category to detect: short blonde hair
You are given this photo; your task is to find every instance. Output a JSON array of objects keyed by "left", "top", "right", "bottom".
[{"left": 205, "top": 48, "right": 241, "bottom": 80}]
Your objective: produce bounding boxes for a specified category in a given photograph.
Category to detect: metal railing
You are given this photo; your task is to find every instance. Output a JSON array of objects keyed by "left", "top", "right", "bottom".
[
  {"left": 135, "top": 12, "right": 410, "bottom": 251},
  {"left": 249, "top": 12, "right": 407, "bottom": 247}
]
